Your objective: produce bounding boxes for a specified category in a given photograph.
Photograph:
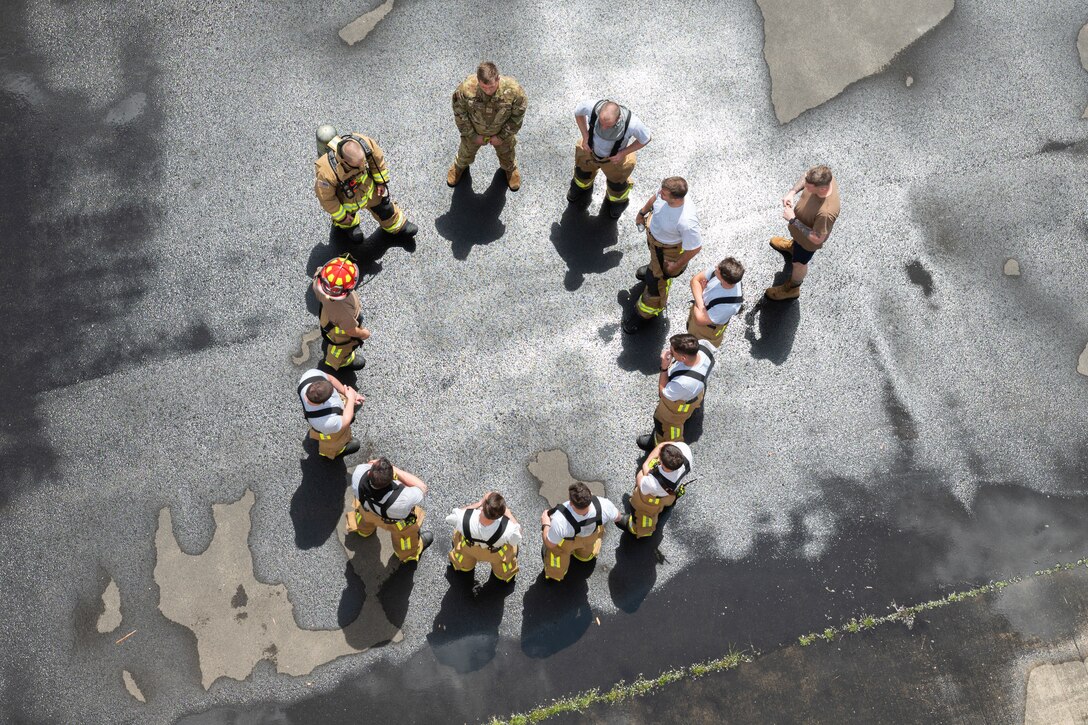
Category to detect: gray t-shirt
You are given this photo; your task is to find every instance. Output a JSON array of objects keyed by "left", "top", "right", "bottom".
[{"left": 575, "top": 99, "right": 652, "bottom": 158}]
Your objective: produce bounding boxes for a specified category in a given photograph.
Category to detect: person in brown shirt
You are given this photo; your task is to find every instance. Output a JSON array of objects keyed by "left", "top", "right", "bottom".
[
  {"left": 766, "top": 165, "right": 841, "bottom": 300},
  {"left": 312, "top": 256, "right": 370, "bottom": 371}
]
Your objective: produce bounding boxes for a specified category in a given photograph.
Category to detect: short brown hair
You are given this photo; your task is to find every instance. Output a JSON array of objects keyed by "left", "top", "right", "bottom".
[
  {"left": 717, "top": 257, "right": 745, "bottom": 284},
  {"left": 661, "top": 176, "right": 688, "bottom": 198},
  {"left": 805, "top": 165, "right": 833, "bottom": 186},
  {"left": 482, "top": 492, "right": 507, "bottom": 520},
  {"left": 305, "top": 379, "right": 333, "bottom": 404},
  {"left": 368, "top": 458, "right": 394, "bottom": 489},
  {"left": 568, "top": 482, "right": 593, "bottom": 509},
  {"left": 476, "top": 61, "right": 499, "bottom": 84},
  {"left": 659, "top": 444, "right": 686, "bottom": 470},
  {"left": 670, "top": 333, "right": 699, "bottom": 356}
]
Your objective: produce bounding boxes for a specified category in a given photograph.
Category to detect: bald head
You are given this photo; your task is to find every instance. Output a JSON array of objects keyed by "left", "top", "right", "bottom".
[
  {"left": 340, "top": 138, "right": 366, "bottom": 167},
  {"left": 598, "top": 101, "right": 621, "bottom": 129}
]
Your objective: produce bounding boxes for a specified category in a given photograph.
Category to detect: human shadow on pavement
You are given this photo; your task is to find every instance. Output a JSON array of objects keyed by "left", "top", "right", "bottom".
[
  {"left": 427, "top": 567, "right": 515, "bottom": 673},
  {"left": 290, "top": 445, "right": 348, "bottom": 549},
  {"left": 549, "top": 199, "right": 622, "bottom": 291},
  {"left": 435, "top": 168, "right": 508, "bottom": 260},
  {"left": 338, "top": 532, "right": 403, "bottom": 649},
  {"left": 520, "top": 559, "right": 596, "bottom": 658},
  {"left": 615, "top": 281, "right": 670, "bottom": 373},
  {"left": 743, "top": 262, "right": 800, "bottom": 365},
  {"left": 608, "top": 505, "right": 674, "bottom": 613}
]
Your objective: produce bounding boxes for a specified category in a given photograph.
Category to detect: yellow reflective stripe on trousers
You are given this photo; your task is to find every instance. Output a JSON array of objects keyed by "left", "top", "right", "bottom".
[
  {"left": 331, "top": 205, "right": 348, "bottom": 221},
  {"left": 637, "top": 298, "right": 662, "bottom": 315},
  {"left": 642, "top": 515, "right": 653, "bottom": 529},
  {"left": 606, "top": 184, "right": 632, "bottom": 202},
  {"left": 549, "top": 552, "right": 561, "bottom": 568},
  {"left": 671, "top": 426, "right": 681, "bottom": 439},
  {"left": 572, "top": 174, "right": 593, "bottom": 189},
  {"left": 380, "top": 209, "right": 405, "bottom": 232}
]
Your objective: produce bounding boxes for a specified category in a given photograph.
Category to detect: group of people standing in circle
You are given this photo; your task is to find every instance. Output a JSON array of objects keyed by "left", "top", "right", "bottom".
[{"left": 296, "top": 60, "right": 842, "bottom": 588}]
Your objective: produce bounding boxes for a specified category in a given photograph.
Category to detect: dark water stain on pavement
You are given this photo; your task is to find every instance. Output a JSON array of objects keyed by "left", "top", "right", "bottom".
[
  {"left": 182, "top": 454, "right": 1088, "bottom": 724},
  {"left": 905, "top": 259, "right": 935, "bottom": 297}
]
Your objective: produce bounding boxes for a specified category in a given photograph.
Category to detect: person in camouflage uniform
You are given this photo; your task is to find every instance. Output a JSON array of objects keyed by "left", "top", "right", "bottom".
[{"left": 448, "top": 61, "right": 528, "bottom": 191}]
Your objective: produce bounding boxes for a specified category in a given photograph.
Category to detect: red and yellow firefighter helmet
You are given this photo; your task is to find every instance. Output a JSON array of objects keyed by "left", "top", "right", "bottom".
[{"left": 317, "top": 256, "right": 359, "bottom": 298}]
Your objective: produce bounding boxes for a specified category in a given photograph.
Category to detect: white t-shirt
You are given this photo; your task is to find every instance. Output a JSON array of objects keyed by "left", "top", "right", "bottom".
[
  {"left": 445, "top": 508, "right": 523, "bottom": 547},
  {"left": 661, "top": 343, "right": 715, "bottom": 402},
  {"left": 574, "top": 99, "right": 652, "bottom": 158},
  {"left": 298, "top": 369, "right": 344, "bottom": 434},
  {"left": 638, "top": 442, "right": 694, "bottom": 496},
  {"left": 352, "top": 463, "right": 424, "bottom": 520},
  {"left": 649, "top": 196, "right": 702, "bottom": 251},
  {"left": 701, "top": 269, "right": 744, "bottom": 326},
  {"left": 546, "top": 497, "right": 620, "bottom": 544}
]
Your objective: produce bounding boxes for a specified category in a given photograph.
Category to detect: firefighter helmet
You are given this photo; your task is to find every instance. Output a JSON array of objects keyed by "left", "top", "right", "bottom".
[{"left": 317, "top": 256, "right": 359, "bottom": 298}]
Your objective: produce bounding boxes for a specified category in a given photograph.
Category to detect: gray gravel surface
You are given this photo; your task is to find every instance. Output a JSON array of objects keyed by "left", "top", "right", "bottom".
[{"left": 2, "top": 0, "right": 1087, "bottom": 723}]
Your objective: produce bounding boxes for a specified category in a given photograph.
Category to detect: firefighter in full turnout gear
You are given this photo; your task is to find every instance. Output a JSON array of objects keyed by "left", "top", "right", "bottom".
[
  {"left": 618, "top": 441, "right": 693, "bottom": 538},
  {"left": 540, "top": 482, "right": 624, "bottom": 582},
  {"left": 568, "top": 99, "right": 652, "bottom": 218},
  {"left": 297, "top": 368, "right": 363, "bottom": 459},
  {"left": 312, "top": 256, "right": 369, "bottom": 371},
  {"left": 346, "top": 457, "right": 434, "bottom": 563},
  {"left": 314, "top": 132, "right": 418, "bottom": 239},
  {"left": 625, "top": 176, "right": 703, "bottom": 334},
  {"left": 446, "top": 491, "right": 522, "bottom": 583},
  {"left": 448, "top": 61, "right": 528, "bottom": 191},
  {"left": 637, "top": 333, "right": 715, "bottom": 450}
]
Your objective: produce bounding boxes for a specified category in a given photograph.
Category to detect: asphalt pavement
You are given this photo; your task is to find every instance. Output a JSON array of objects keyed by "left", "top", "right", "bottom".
[{"left": 1, "top": 1, "right": 1087, "bottom": 723}]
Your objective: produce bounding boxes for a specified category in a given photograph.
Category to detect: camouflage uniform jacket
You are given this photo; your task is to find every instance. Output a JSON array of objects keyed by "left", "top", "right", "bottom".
[{"left": 451, "top": 75, "right": 527, "bottom": 140}]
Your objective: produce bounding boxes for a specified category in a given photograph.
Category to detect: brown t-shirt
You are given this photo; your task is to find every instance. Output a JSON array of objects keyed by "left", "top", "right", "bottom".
[
  {"left": 312, "top": 276, "right": 362, "bottom": 334},
  {"left": 789, "top": 182, "right": 840, "bottom": 251}
]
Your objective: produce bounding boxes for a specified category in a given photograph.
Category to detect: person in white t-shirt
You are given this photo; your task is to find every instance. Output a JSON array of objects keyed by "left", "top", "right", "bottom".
[
  {"left": 618, "top": 441, "right": 694, "bottom": 538},
  {"left": 446, "top": 491, "right": 523, "bottom": 583},
  {"left": 540, "top": 482, "right": 623, "bottom": 581},
  {"left": 688, "top": 256, "right": 745, "bottom": 347},
  {"left": 625, "top": 176, "right": 703, "bottom": 334},
  {"left": 568, "top": 99, "right": 653, "bottom": 218},
  {"left": 297, "top": 368, "right": 363, "bottom": 459},
  {"left": 346, "top": 457, "right": 433, "bottom": 563},
  {"left": 637, "top": 333, "right": 715, "bottom": 450}
]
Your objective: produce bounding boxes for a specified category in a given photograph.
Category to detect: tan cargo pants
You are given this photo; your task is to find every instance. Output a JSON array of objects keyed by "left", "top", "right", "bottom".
[
  {"left": 346, "top": 503, "right": 427, "bottom": 563},
  {"left": 448, "top": 531, "right": 519, "bottom": 582},
  {"left": 627, "top": 484, "right": 678, "bottom": 538},
  {"left": 543, "top": 528, "right": 604, "bottom": 581},
  {"left": 637, "top": 231, "right": 688, "bottom": 320},
  {"left": 572, "top": 142, "right": 636, "bottom": 202}
]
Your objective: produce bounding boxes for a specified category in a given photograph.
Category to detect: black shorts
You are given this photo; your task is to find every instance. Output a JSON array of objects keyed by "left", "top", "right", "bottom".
[{"left": 792, "top": 241, "right": 816, "bottom": 265}]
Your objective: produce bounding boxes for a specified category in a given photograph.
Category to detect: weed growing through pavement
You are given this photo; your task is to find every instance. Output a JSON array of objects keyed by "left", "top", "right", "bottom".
[{"left": 487, "top": 558, "right": 1088, "bottom": 725}]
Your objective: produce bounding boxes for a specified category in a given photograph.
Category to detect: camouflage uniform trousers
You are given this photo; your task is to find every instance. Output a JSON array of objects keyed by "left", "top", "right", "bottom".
[{"left": 454, "top": 134, "right": 518, "bottom": 172}]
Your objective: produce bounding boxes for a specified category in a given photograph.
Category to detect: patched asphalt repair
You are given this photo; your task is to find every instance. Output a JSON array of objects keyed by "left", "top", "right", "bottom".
[{"left": 2, "top": 1, "right": 1088, "bottom": 723}]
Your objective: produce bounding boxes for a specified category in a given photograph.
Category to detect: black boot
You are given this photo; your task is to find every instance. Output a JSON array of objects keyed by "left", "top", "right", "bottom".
[
  {"left": 567, "top": 179, "right": 591, "bottom": 203},
  {"left": 635, "top": 265, "right": 649, "bottom": 282},
  {"left": 345, "top": 354, "right": 366, "bottom": 371},
  {"left": 636, "top": 433, "right": 654, "bottom": 451},
  {"left": 337, "top": 439, "right": 361, "bottom": 458},
  {"left": 622, "top": 315, "right": 645, "bottom": 335},
  {"left": 399, "top": 221, "right": 418, "bottom": 236},
  {"left": 606, "top": 199, "right": 629, "bottom": 219},
  {"left": 614, "top": 514, "right": 633, "bottom": 534},
  {"left": 419, "top": 531, "right": 434, "bottom": 552}
]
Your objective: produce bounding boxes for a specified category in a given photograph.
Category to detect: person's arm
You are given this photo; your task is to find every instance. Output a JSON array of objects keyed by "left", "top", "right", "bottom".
[
  {"left": 641, "top": 442, "right": 668, "bottom": 477},
  {"left": 608, "top": 138, "right": 647, "bottom": 163},
  {"left": 325, "top": 373, "right": 348, "bottom": 396},
  {"left": 505, "top": 509, "right": 519, "bottom": 526},
  {"left": 340, "top": 388, "right": 362, "bottom": 427},
  {"left": 540, "top": 510, "right": 561, "bottom": 551},
  {"left": 781, "top": 175, "right": 805, "bottom": 207},
  {"left": 393, "top": 467, "right": 428, "bottom": 495},
  {"left": 657, "top": 348, "right": 672, "bottom": 394},
  {"left": 782, "top": 207, "right": 830, "bottom": 248},
  {"left": 451, "top": 85, "right": 476, "bottom": 138},
  {"left": 575, "top": 113, "right": 590, "bottom": 153},
  {"left": 666, "top": 246, "right": 701, "bottom": 276},
  {"left": 364, "top": 136, "right": 390, "bottom": 192},
  {"left": 498, "top": 83, "right": 527, "bottom": 140},
  {"left": 315, "top": 173, "right": 352, "bottom": 226},
  {"left": 690, "top": 271, "right": 710, "bottom": 319},
  {"left": 464, "top": 493, "right": 489, "bottom": 510},
  {"left": 635, "top": 192, "right": 656, "bottom": 227}
]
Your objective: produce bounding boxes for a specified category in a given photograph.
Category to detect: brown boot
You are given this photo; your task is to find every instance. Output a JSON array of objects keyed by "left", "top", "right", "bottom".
[
  {"left": 505, "top": 166, "right": 521, "bottom": 192},
  {"left": 765, "top": 281, "right": 801, "bottom": 301},
  {"left": 769, "top": 236, "right": 794, "bottom": 256},
  {"left": 447, "top": 164, "right": 465, "bottom": 187}
]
